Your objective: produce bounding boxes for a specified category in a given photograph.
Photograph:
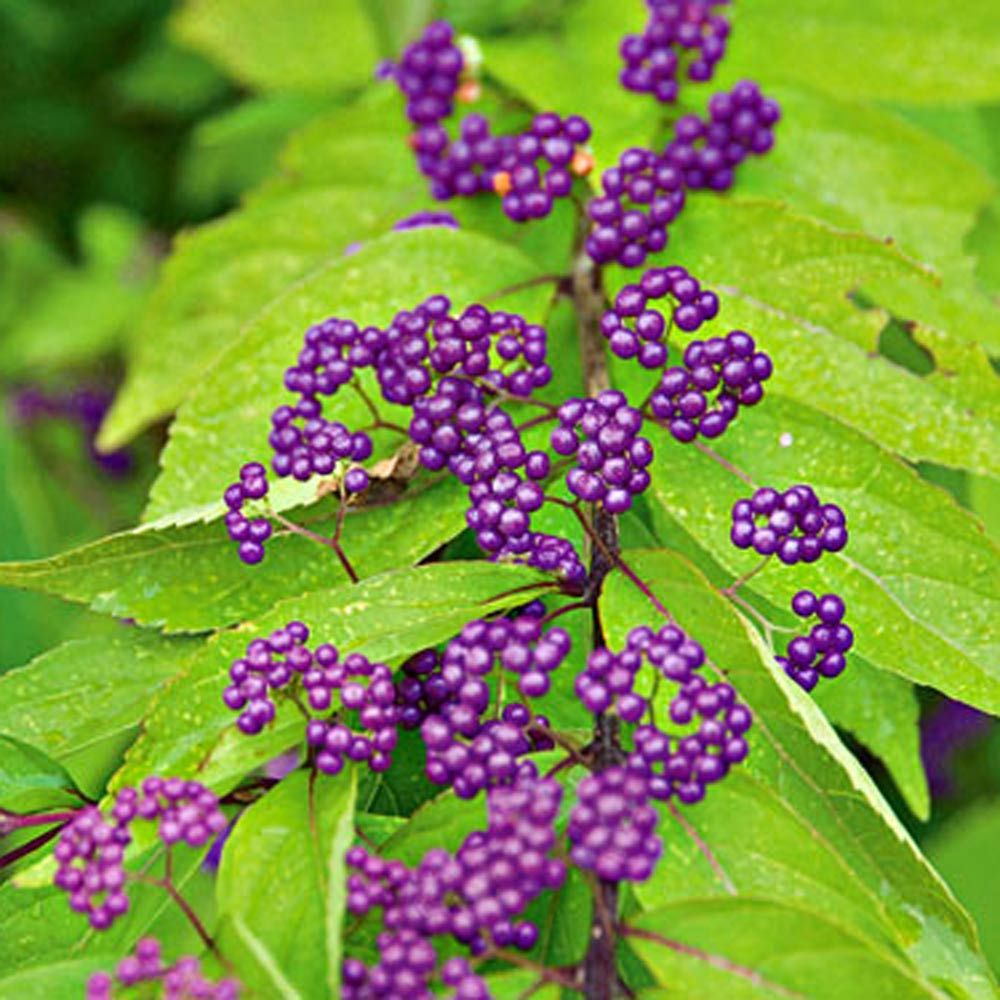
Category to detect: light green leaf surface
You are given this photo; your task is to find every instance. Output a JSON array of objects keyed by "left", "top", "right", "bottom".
[
  {"left": 642, "top": 394, "right": 1000, "bottom": 713},
  {"left": 0, "top": 958, "right": 112, "bottom": 999},
  {"left": 733, "top": 87, "right": 995, "bottom": 270},
  {"left": 0, "top": 632, "right": 196, "bottom": 796},
  {"left": 926, "top": 800, "right": 1000, "bottom": 973},
  {"left": 601, "top": 549, "right": 996, "bottom": 999},
  {"left": 814, "top": 657, "right": 929, "bottom": 822},
  {"left": 631, "top": 899, "right": 948, "bottom": 999},
  {"left": 0, "top": 735, "right": 78, "bottom": 813},
  {"left": 216, "top": 768, "right": 356, "bottom": 1000},
  {"left": 723, "top": 0, "right": 1000, "bottom": 103},
  {"left": 171, "top": 0, "right": 378, "bottom": 94},
  {"left": 109, "top": 561, "right": 548, "bottom": 796},
  {"left": 656, "top": 197, "right": 1000, "bottom": 354},
  {"left": 0, "top": 478, "right": 468, "bottom": 632},
  {"left": 140, "top": 228, "right": 544, "bottom": 520}
]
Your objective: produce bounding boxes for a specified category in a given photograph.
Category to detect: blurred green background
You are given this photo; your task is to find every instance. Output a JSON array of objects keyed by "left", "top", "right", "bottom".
[{"left": 0, "top": 0, "right": 997, "bottom": 973}]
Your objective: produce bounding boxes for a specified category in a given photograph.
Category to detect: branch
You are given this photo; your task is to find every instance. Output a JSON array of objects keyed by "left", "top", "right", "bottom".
[{"left": 572, "top": 243, "right": 628, "bottom": 1000}]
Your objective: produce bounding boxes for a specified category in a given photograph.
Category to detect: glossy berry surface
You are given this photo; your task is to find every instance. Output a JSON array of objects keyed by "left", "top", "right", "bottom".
[
  {"left": 779, "top": 589, "right": 854, "bottom": 691},
  {"left": 585, "top": 146, "right": 685, "bottom": 268},
  {"left": 649, "top": 330, "right": 773, "bottom": 442},
  {"left": 385, "top": 20, "right": 465, "bottom": 126},
  {"left": 663, "top": 80, "right": 781, "bottom": 191},
  {"left": 54, "top": 779, "right": 226, "bottom": 932},
  {"left": 730, "top": 485, "right": 849, "bottom": 563},
  {"left": 343, "top": 774, "right": 564, "bottom": 990},
  {"left": 620, "top": 0, "right": 732, "bottom": 102},
  {"left": 223, "top": 622, "right": 401, "bottom": 774},
  {"left": 553, "top": 391, "right": 653, "bottom": 514},
  {"left": 569, "top": 766, "right": 663, "bottom": 882},
  {"left": 601, "top": 265, "right": 719, "bottom": 369}
]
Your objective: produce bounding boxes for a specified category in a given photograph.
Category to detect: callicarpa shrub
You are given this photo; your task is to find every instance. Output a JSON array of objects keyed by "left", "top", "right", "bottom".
[{"left": 1, "top": 2, "right": 998, "bottom": 1000}]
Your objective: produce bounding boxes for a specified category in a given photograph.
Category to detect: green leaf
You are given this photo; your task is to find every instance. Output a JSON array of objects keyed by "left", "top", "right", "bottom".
[
  {"left": 968, "top": 196, "right": 1000, "bottom": 297},
  {"left": 0, "top": 478, "right": 468, "bottom": 632},
  {"left": 925, "top": 801, "right": 1000, "bottom": 973},
  {"left": 651, "top": 197, "right": 1000, "bottom": 355},
  {"left": 600, "top": 549, "right": 996, "bottom": 998},
  {"left": 813, "top": 657, "right": 929, "bottom": 822},
  {"left": 170, "top": 0, "right": 378, "bottom": 94},
  {"left": 140, "top": 227, "right": 544, "bottom": 520},
  {"left": 0, "top": 883, "right": 109, "bottom": 979},
  {"left": 0, "top": 735, "right": 78, "bottom": 812},
  {"left": 110, "top": 561, "right": 548, "bottom": 796},
  {"left": 723, "top": 0, "right": 1000, "bottom": 103},
  {"left": 99, "top": 184, "right": 422, "bottom": 450},
  {"left": 0, "top": 632, "right": 198, "bottom": 797},
  {"left": 378, "top": 789, "right": 488, "bottom": 867},
  {"left": 630, "top": 899, "right": 950, "bottom": 999},
  {"left": 268, "top": 91, "right": 419, "bottom": 193},
  {"left": 482, "top": 969, "right": 560, "bottom": 999},
  {"left": 178, "top": 93, "right": 335, "bottom": 212},
  {"left": 216, "top": 768, "right": 356, "bottom": 1000},
  {"left": 0, "top": 958, "right": 112, "bottom": 999},
  {"left": 641, "top": 394, "right": 1000, "bottom": 713},
  {"left": 732, "top": 87, "right": 995, "bottom": 270}
]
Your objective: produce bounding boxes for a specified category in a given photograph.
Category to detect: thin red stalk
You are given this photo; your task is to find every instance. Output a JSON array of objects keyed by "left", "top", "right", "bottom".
[
  {"left": 666, "top": 801, "right": 737, "bottom": 895},
  {"left": 0, "top": 809, "right": 80, "bottom": 834},
  {"left": 693, "top": 440, "right": 755, "bottom": 486},
  {"left": 618, "top": 924, "right": 806, "bottom": 998},
  {"left": 722, "top": 555, "right": 771, "bottom": 596}
]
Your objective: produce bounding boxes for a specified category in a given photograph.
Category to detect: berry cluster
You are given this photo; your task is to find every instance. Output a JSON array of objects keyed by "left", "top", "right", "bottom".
[
  {"left": 620, "top": 1, "right": 731, "bottom": 102},
  {"left": 664, "top": 80, "right": 781, "bottom": 191},
  {"left": 415, "top": 612, "right": 568, "bottom": 797},
  {"left": 410, "top": 375, "right": 586, "bottom": 583},
  {"left": 343, "top": 775, "right": 564, "bottom": 991},
  {"left": 574, "top": 644, "right": 649, "bottom": 721},
  {"left": 629, "top": 674, "right": 751, "bottom": 804},
  {"left": 552, "top": 392, "right": 653, "bottom": 513},
  {"left": 586, "top": 147, "right": 686, "bottom": 267},
  {"left": 649, "top": 331, "right": 773, "bottom": 442},
  {"left": 386, "top": 24, "right": 594, "bottom": 223},
  {"left": 419, "top": 113, "right": 595, "bottom": 222},
  {"left": 273, "top": 313, "right": 375, "bottom": 478},
  {"left": 388, "top": 20, "right": 465, "bottom": 126},
  {"left": 222, "top": 620, "right": 311, "bottom": 733},
  {"left": 574, "top": 625, "right": 752, "bottom": 812},
  {"left": 601, "top": 265, "right": 719, "bottom": 368},
  {"left": 568, "top": 766, "right": 663, "bottom": 882},
  {"left": 223, "top": 462, "right": 272, "bottom": 565},
  {"left": 490, "top": 113, "right": 594, "bottom": 223},
  {"left": 86, "top": 938, "right": 239, "bottom": 1000},
  {"left": 222, "top": 622, "right": 401, "bottom": 775},
  {"left": 223, "top": 292, "right": 593, "bottom": 583},
  {"left": 778, "top": 590, "right": 854, "bottom": 691},
  {"left": 730, "top": 485, "right": 848, "bottom": 564},
  {"left": 54, "top": 779, "right": 226, "bottom": 931}
]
